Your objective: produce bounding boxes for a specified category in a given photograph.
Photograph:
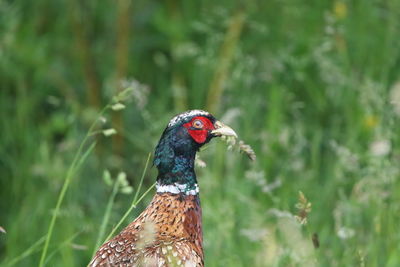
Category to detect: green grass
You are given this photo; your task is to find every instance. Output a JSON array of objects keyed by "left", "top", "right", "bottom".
[{"left": 1, "top": 0, "right": 400, "bottom": 266}]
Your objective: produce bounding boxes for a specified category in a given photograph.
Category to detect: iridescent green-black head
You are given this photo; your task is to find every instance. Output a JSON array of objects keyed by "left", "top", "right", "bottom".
[{"left": 154, "top": 110, "right": 237, "bottom": 194}]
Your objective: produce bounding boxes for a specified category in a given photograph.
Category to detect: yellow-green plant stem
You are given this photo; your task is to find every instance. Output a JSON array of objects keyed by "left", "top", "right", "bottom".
[
  {"left": 103, "top": 182, "right": 156, "bottom": 242},
  {"left": 44, "top": 231, "right": 83, "bottom": 265},
  {"left": 103, "top": 153, "right": 153, "bottom": 242},
  {"left": 92, "top": 176, "right": 122, "bottom": 255},
  {"left": 4, "top": 236, "right": 46, "bottom": 267},
  {"left": 206, "top": 9, "right": 245, "bottom": 113},
  {"left": 39, "top": 105, "right": 109, "bottom": 267}
]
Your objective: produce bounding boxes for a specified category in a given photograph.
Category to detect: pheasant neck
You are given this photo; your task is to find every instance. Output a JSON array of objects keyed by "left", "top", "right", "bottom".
[
  {"left": 154, "top": 128, "right": 199, "bottom": 195},
  {"left": 155, "top": 154, "right": 198, "bottom": 195}
]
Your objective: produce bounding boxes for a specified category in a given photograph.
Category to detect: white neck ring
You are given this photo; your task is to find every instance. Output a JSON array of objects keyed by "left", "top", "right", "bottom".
[{"left": 156, "top": 182, "right": 199, "bottom": 195}]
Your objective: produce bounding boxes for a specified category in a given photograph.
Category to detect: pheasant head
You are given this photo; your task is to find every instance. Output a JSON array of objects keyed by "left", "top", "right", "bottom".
[{"left": 154, "top": 110, "right": 237, "bottom": 195}]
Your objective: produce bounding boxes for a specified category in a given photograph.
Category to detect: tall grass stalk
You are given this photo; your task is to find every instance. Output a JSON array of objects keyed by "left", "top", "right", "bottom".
[
  {"left": 38, "top": 105, "right": 109, "bottom": 267},
  {"left": 112, "top": 0, "right": 131, "bottom": 155},
  {"left": 103, "top": 153, "right": 153, "bottom": 242},
  {"left": 206, "top": 9, "right": 245, "bottom": 113},
  {"left": 44, "top": 231, "right": 82, "bottom": 265},
  {"left": 68, "top": 0, "right": 101, "bottom": 109},
  {"left": 92, "top": 175, "right": 122, "bottom": 255}
]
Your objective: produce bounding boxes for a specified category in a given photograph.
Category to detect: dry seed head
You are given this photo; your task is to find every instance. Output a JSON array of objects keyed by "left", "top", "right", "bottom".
[
  {"left": 220, "top": 135, "right": 256, "bottom": 161},
  {"left": 238, "top": 140, "right": 256, "bottom": 161},
  {"left": 295, "top": 191, "right": 312, "bottom": 225}
]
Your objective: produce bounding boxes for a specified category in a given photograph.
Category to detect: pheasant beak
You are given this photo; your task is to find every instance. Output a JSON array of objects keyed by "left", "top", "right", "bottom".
[{"left": 211, "top": 121, "right": 238, "bottom": 138}]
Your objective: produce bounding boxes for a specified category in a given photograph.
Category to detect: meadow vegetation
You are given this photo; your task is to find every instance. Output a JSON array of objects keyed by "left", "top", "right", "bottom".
[{"left": 1, "top": 0, "right": 400, "bottom": 266}]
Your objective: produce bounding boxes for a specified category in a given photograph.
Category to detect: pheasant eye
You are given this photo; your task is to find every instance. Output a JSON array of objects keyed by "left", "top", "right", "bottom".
[{"left": 192, "top": 119, "right": 204, "bottom": 129}]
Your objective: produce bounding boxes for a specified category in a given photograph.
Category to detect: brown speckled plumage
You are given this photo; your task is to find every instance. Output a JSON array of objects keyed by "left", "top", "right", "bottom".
[
  {"left": 90, "top": 110, "right": 238, "bottom": 267},
  {"left": 90, "top": 193, "right": 203, "bottom": 267}
]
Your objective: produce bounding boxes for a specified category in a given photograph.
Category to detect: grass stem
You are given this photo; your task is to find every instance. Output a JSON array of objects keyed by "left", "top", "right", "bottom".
[
  {"left": 4, "top": 236, "right": 46, "bottom": 267},
  {"left": 39, "top": 106, "right": 109, "bottom": 267},
  {"left": 206, "top": 9, "right": 246, "bottom": 113},
  {"left": 92, "top": 176, "right": 121, "bottom": 255},
  {"left": 103, "top": 153, "right": 153, "bottom": 242}
]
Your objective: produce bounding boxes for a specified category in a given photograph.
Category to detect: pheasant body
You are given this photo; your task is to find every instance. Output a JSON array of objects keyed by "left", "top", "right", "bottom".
[
  {"left": 90, "top": 110, "right": 237, "bottom": 266},
  {"left": 90, "top": 193, "right": 202, "bottom": 266}
]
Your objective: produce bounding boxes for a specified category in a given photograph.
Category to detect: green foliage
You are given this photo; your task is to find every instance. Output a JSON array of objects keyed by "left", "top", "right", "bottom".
[{"left": 1, "top": 0, "right": 400, "bottom": 266}]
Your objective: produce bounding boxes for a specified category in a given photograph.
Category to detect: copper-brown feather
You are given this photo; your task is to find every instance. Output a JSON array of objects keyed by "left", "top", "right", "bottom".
[
  {"left": 90, "top": 110, "right": 238, "bottom": 266},
  {"left": 89, "top": 193, "right": 203, "bottom": 267}
]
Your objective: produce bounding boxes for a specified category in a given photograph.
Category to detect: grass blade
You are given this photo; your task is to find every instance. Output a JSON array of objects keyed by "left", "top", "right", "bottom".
[
  {"left": 3, "top": 236, "right": 46, "bottom": 267},
  {"left": 44, "top": 231, "right": 83, "bottom": 265},
  {"left": 38, "top": 141, "right": 96, "bottom": 266},
  {"left": 92, "top": 176, "right": 121, "bottom": 255},
  {"left": 103, "top": 153, "right": 152, "bottom": 243}
]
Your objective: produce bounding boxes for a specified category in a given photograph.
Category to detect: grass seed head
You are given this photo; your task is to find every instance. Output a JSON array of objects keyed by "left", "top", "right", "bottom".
[
  {"left": 295, "top": 191, "right": 312, "bottom": 225},
  {"left": 220, "top": 135, "right": 256, "bottom": 161}
]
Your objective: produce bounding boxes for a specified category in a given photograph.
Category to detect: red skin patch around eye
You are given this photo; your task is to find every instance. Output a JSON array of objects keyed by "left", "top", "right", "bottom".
[{"left": 183, "top": 116, "right": 214, "bottom": 144}]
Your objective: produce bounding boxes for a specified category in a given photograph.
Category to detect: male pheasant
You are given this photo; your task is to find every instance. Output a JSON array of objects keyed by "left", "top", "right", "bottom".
[{"left": 89, "top": 110, "right": 237, "bottom": 267}]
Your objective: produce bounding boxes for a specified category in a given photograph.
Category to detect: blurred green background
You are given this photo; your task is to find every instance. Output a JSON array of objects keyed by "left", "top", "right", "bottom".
[{"left": 1, "top": 0, "right": 400, "bottom": 266}]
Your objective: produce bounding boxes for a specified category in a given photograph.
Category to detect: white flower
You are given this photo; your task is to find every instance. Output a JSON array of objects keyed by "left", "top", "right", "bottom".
[
  {"left": 370, "top": 140, "right": 391, "bottom": 156},
  {"left": 337, "top": 227, "right": 355, "bottom": 239}
]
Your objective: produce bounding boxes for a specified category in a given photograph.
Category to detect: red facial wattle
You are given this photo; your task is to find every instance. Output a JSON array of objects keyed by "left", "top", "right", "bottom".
[{"left": 183, "top": 116, "right": 214, "bottom": 144}]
